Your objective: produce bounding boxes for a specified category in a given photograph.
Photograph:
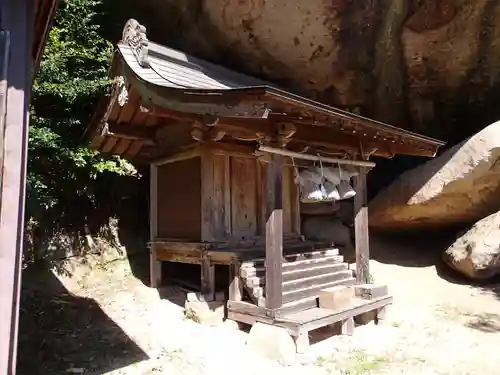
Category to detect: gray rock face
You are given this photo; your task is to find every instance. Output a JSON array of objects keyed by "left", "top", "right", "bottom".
[
  {"left": 302, "top": 216, "right": 353, "bottom": 246},
  {"left": 443, "top": 211, "right": 500, "bottom": 280},
  {"left": 140, "top": 0, "right": 500, "bottom": 140},
  {"left": 369, "top": 121, "right": 500, "bottom": 231},
  {"left": 302, "top": 215, "right": 354, "bottom": 260},
  {"left": 246, "top": 323, "right": 297, "bottom": 365}
]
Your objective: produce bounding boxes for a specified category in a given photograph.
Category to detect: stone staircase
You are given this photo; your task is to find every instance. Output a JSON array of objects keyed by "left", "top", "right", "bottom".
[{"left": 239, "top": 248, "right": 356, "bottom": 314}]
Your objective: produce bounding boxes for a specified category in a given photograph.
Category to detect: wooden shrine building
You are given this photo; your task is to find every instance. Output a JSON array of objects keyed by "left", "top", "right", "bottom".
[{"left": 85, "top": 19, "right": 445, "bottom": 351}]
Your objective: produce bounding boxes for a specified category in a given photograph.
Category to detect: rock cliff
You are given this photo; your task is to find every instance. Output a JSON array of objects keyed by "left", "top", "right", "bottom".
[{"left": 134, "top": 0, "right": 500, "bottom": 144}]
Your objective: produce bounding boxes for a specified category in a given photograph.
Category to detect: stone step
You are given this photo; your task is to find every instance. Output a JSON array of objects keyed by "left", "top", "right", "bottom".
[
  {"left": 278, "top": 296, "right": 318, "bottom": 315},
  {"left": 241, "top": 248, "right": 339, "bottom": 269},
  {"left": 240, "top": 255, "right": 345, "bottom": 279},
  {"left": 282, "top": 270, "right": 353, "bottom": 294},
  {"left": 282, "top": 277, "right": 356, "bottom": 304},
  {"left": 244, "top": 263, "right": 349, "bottom": 288},
  {"left": 282, "top": 255, "right": 345, "bottom": 273},
  {"left": 279, "top": 284, "right": 357, "bottom": 315},
  {"left": 251, "top": 275, "right": 356, "bottom": 302}
]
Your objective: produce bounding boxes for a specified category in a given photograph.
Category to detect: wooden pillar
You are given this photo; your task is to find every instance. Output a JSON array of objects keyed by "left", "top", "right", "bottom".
[
  {"left": 228, "top": 260, "right": 243, "bottom": 301},
  {"left": 199, "top": 149, "right": 218, "bottom": 300},
  {"left": 201, "top": 251, "right": 215, "bottom": 301},
  {"left": 354, "top": 167, "right": 370, "bottom": 284},
  {"left": 265, "top": 153, "right": 283, "bottom": 310},
  {"left": 0, "top": 1, "right": 33, "bottom": 373},
  {"left": 149, "top": 163, "right": 162, "bottom": 288}
]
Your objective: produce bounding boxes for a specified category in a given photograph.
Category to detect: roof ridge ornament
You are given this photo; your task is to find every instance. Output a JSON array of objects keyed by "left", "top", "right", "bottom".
[{"left": 122, "top": 19, "right": 150, "bottom": 68}]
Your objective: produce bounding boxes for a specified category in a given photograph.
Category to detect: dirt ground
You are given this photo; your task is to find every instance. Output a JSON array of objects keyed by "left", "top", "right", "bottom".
[{"left": 17, "top": 234, "right": 500, "bottom": 375}]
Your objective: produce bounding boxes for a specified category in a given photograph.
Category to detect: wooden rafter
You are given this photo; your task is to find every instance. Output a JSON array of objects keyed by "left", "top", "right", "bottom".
[
  {"left": 100, "top": 121, "right": 156, "bottom": 142},
  {"left": 136, "top": 104, "right": 438, "bottom": 157}
]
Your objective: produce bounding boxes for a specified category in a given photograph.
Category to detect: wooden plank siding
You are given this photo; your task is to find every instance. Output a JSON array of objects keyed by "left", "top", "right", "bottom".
[
  {"left": 196, "top": 149, "right": 301, "bottom": 244},
  {"left": 230, "top": 156, "right": 258, "bottom": 241},
  {"left": 201, "top": 151, "right": 231, "bottom": 241},
  {"left": 157, "top": 157, "right": 202, "bottom": 240}
]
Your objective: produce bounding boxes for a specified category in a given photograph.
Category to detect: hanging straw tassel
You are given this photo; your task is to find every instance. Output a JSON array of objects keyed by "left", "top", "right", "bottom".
[
  {"left": 337, "top": 159, "right": 356, "bottom": 200},
  {"left": 338, "top": 180, "right": 356, "bottom": 200},
  {"left": 294, "top": 157, "right": 323, "bottom": 203},
  {"left": 318, "top": 154, "right": 339, "bottom": 201}
]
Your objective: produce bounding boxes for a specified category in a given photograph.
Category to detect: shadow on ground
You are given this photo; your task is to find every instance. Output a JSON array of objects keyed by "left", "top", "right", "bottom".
[
  {"left": 370, "top": 231, "right": 500, "bottom": 304},
  {"left": 464, "top": 312, "right": 500, "bottom": 333},
  {"left": 370, "top": 231, "right": 454, "bottom": 268},
  {"left": 17, "top": 265, "right": 148, "bottom": 375},
  {"left": 437, "top": 261, "right": 500, "bottom": 304}
]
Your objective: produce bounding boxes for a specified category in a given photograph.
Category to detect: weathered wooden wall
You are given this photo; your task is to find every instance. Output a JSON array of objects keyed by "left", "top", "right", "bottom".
[
  {"left": 157, "top": 157, "right": 202, "bottom": 240},
  {"left": 200, "top": 150, "right": 300, "bottom": 243},
  {"left": 155, "top": 148, "right": 300, "bottom": 244}
]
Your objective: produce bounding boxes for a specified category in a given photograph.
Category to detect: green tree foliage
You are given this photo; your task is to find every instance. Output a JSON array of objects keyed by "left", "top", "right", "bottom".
[{"left": 27, "top": 0, "right": 140, "bottom": 259}]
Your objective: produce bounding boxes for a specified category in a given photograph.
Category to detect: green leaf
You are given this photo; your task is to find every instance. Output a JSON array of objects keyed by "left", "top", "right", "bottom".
[{"left": 28, "top": 0, "right": 140, "bottom": 231}]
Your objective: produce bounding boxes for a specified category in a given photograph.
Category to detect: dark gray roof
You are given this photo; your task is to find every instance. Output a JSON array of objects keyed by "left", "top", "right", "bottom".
[{"left": 117, "top": 40, "right": 275, "bottom": 91}]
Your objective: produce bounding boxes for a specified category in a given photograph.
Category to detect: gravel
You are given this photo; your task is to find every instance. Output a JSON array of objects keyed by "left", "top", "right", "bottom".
[{"left": 19, "top": 251, "right": 500, "bottom": 375}]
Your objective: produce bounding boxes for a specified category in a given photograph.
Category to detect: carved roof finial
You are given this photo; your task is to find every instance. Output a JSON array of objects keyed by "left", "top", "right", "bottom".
[{"left": 122, "top": 19, "right": 149, "bottom": 68}]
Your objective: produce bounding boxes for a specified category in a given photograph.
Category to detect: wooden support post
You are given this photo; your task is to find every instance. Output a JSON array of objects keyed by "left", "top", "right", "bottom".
[
  {"left": 201, "top": 251, "right": 215, "bottom": 301},
  {"left": 295, "top": 332, "right": 310, "bottom": 354},
  {"left": 341, "top": 317, "right": 355, "bottom": 335},
  {"left": 149, "top": 163, "right": 162, "bottom": 288},
  {"left": 354, "top": 167, "right": 370, "bottom": 284},
  {"left": 265, "top": 153, "right": 284, "bottom": 310},
  {"left": 376, "top": 306, "right": 388, "bottom": 323},
  {"left": 229, "top": 260, "right": 243, "bottom": 301}
]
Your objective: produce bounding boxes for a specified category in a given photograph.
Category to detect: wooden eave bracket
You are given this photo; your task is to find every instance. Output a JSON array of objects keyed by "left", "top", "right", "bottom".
[{"left": 98, "top": 122, "right": 156, "bottom": 145}]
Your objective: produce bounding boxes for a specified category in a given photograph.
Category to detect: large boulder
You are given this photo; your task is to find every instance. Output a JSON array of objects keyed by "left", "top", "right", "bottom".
[
  {"left": 302, "top": 216, "right": 353, "bottom": 247},
  {"left": 443, "top": 211, "right": 500, "bottom": 280},
  {"left": 246, "top": 323, "right": 297, "bottom": 365},
  {"left": 368, "top": 121, "right": 500, "bottom": 231}
]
